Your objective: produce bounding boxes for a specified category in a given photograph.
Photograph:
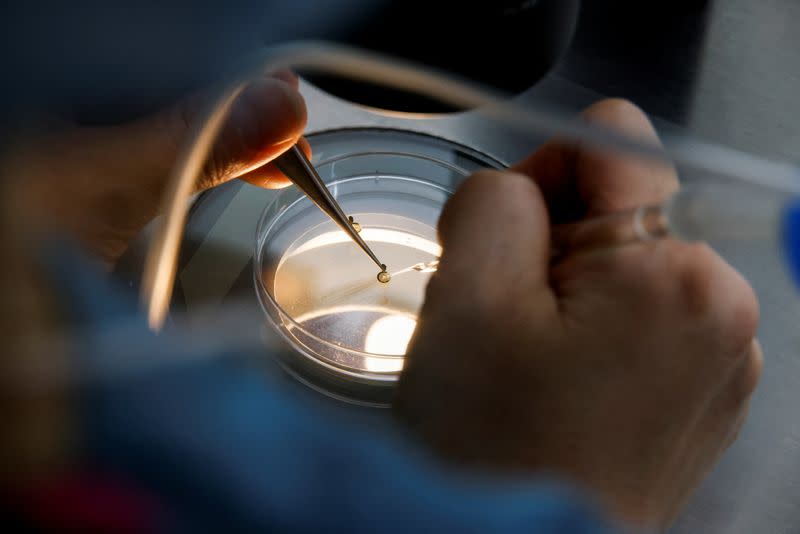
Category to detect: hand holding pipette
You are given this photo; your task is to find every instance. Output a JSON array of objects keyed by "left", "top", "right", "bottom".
[
  {"left": 397, "top": 99, "right": 763, "bottom": 529},
  {"left": 548, "top": 186, "right": 800, "bottom": 284},
  {"left": 504, "top": 99, "right": 800, "bottom": 285}
]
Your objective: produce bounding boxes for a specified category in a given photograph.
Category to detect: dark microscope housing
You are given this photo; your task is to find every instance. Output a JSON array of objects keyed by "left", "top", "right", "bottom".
[{"left": 302, "top": 0, "right": 581, "bottom": 113}]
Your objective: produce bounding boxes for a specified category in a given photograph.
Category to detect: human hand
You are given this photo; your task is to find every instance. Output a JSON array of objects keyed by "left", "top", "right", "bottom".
[
  {"left": 10, "top": 70, "right": 307, "bottom": 266},
  {"left": 394, "top": 99, "right": 762, "bottom": 529}
]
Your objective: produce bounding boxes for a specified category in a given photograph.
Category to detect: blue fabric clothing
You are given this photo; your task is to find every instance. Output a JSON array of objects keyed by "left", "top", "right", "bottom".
[{"left": 54, "top": 249, "right": 614, "bottom": 533}]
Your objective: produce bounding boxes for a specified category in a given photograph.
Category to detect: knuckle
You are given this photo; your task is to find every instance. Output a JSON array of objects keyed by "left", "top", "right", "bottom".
[
  {"left": 673, "top": 243, "right": 759, "bottom": 347},
  {"left": 640, "top": 240, "right": 758, "bottom": 329},
  {"left": 675, "top": 243, "right": 718, "bottom": 317},
  {"left": 621, "top": 239, "right": 687, "bottom": 304}
]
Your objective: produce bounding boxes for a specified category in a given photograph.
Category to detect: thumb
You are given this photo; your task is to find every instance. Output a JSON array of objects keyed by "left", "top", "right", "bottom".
[
  {"left": 116, "top": 73, "right": 307, "bottom": 193},
  {"left": 197, "top": 75, "right": 308, "bottom": 190},
  {"left": 433, "top": 170, "right": 554, "bottom": 308}
]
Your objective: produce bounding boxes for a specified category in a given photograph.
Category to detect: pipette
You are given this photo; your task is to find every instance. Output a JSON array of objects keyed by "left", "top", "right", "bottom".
[
  {"left": 394, "top": 186, "right": 800, "bottom": 285},
  {"left": 549, "top": 185, "right": 799, "bottom": 263}
]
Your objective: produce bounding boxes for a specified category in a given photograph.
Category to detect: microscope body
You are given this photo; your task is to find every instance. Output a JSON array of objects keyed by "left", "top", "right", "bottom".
[{"left": 304, "top": 0, "right": 581, "bottom": 112}]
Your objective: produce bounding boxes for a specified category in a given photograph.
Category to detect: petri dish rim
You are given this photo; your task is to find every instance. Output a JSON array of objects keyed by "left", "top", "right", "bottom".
[
  {"left": 251, "top": 128, "right": 504, "bottom": 403},
  {"left": 253, "top": 173, "right": 446, "bottom": 366}
]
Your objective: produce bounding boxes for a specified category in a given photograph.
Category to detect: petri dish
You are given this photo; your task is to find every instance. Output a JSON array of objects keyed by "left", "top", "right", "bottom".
[{"left": 254, "top": 129, "right": 502, "bottom": 406}]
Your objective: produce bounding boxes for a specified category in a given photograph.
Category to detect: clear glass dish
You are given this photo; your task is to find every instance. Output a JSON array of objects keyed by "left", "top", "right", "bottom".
[{"left": 254, "top": 128, "right": 502, "bottom": 405}]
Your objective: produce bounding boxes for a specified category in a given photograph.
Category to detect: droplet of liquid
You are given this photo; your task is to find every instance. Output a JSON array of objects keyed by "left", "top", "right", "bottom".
[{"left": 377, "top": 270, "right": 392, "bottom": 284}]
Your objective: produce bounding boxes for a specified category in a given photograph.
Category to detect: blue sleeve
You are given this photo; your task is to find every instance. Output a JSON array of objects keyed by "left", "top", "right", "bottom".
[{"left": 55, "top": 250, "right": 614, "bottom": 533}]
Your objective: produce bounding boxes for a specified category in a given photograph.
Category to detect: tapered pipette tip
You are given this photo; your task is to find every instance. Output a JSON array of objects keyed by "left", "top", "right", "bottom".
[{"left": 274, "top": 145, "right": 388, "bottom": 271}]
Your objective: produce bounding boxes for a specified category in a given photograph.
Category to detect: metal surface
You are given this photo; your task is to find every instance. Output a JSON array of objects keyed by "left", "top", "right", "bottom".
[{"left": 273, "top": 144, "right": 386, "bottom": 271}]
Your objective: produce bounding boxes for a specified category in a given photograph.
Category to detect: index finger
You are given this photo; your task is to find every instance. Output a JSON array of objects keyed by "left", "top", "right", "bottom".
[{"left": 513, "top": 99, "right": 679, "bottom": 221}]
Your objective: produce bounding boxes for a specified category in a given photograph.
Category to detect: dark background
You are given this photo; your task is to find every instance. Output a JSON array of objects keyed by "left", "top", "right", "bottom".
[{"left": 558, "top": 0, "right": 800, "bottom": 164}]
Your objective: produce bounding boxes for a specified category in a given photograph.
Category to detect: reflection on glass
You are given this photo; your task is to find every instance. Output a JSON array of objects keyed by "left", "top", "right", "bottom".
[
  {"left": 270, "top": 217, "right": 439, "bottom": 361},
  {"left": 364, "top": 314, "right": 417, "bottom": 357}
]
